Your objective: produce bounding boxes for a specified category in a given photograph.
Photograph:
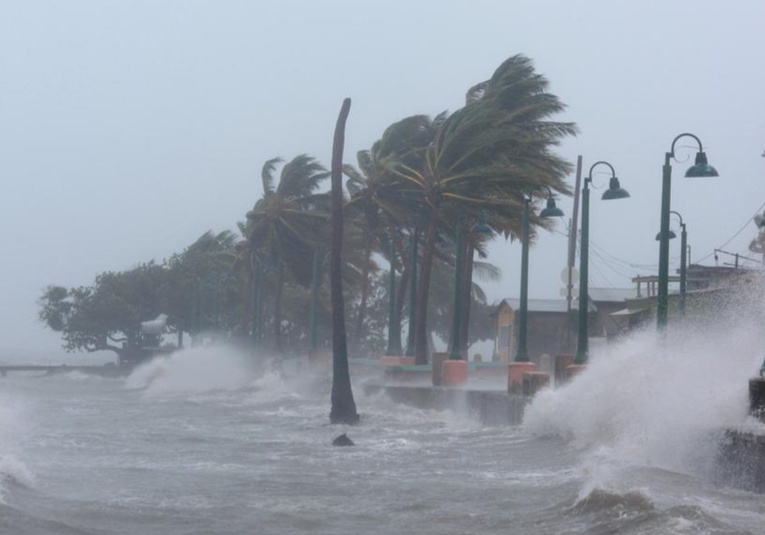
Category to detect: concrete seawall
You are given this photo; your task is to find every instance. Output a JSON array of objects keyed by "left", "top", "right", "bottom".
[{"left": 362, "top": 383, "right": 529, "bottom": 426}]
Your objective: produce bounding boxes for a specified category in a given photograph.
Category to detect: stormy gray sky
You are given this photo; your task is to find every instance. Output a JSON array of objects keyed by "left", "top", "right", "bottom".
[{"left": 1, "top": 0, "right": 764, "bottom": 358}]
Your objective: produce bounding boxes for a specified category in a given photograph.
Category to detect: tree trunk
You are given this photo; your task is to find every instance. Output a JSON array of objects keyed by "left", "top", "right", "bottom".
[
  {"left": 351, "top": 229, "right": 373, "bottom": 352},
  {"left": 395, "top": 258, "right": 409, "bottom": 347},
  {"left": 460, "top": 243, "right": 474, "bottom": 359},
  {"left": 413, "top": 212, "right": 438, "bottom": 365},
  {"left": 273, "top": 260, "right": 284, "bottom": 355},
  {"left": 392, "top": 230, "right": 409, "bottom": 325},
  {"left": 329, "top": 98, "right": 359, "bottom": 425}
]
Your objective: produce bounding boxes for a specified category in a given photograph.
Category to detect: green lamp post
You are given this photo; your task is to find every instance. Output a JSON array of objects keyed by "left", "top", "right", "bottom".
[
  {"left": 448, "top": 213, "right": 492, "bottom": 360},
  {"left": 514, "top": 187, "right": 564, "bottom": 362},
  {"left": 657, "top": 133, "right": 718, "bottom": 331},
  {"left": 574, "top": 162, "right": 630, "bottom": 365},
  {"left": 655, "top": 211, "right": 687, "bottom": 317}
]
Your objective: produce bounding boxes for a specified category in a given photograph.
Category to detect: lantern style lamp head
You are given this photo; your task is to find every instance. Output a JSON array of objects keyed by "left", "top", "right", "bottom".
[
  {"left": 685, "top": 151, "right": 719, "bottom": 178},
  {"left": 471, "top": 211, "right": 493, "bottom": 234},
  {"left": 601, "top": 176, "right": 631, "bottom": 200},
  {"left": 655, "top": 230, "right": 677, "bottom": 241},
  {"left": 539, "top": 196, "right": 565, "bottom": 218}
]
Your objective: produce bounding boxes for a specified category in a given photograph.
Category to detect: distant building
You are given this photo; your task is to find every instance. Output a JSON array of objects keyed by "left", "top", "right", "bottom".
[{"left": 491, "top": 287, "right": 640, "bottom": 363}]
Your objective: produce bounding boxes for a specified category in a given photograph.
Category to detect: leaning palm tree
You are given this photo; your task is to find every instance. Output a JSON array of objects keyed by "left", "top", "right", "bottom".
[
  {"left": 343, "top": 114, "right": 447, "bottom": 355},
  {"left": 329, "top": 98, "right": 359, "bottom": 425},
  {"left": 246, "top": 155, "right": 330, "bottom": 355},
  {"left": 391, "top": 54, "right": 577, "bottom": 364},
  {"left": 343, "top": 120, "right": 424, "bottom": 349}
]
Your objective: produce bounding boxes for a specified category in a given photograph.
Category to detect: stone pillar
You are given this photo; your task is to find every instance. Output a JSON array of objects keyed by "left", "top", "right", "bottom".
[
  {"left": 565, "top": 364, "right": 587, "bottom": 381},
  {"left": 554, "top": 354, "right": 574, "bottom": 386},
  {"left": 522, "top": 371, "right": 550, "bottom": 396},
  {"left": 508, "top": 362, "right": 537, "bottom": 394},
  {"left": 431, "top": 352, "right": 448, "bottom": 386},
  {"left": 441, "top": 359, "right": 468, "bottom": 387},
  {"left": 749, "top": 377, "right": 765, "bottom": 421}
]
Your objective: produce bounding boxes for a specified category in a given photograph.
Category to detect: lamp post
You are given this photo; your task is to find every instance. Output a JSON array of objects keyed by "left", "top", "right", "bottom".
[
  {"left": 655, "top": 211, "right": 687, "bottom": 317},
  {"left": 574, "top": 162, "right": 630, "bottom": 365},
  {"left": 514, "top": 186, "right": 564, "bottom": 362},
  {"left": 657, "top": 133, "right": 718, "bottom": 331}
]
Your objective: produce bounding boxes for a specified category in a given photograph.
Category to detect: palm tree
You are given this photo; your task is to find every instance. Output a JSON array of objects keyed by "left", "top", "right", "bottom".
[
  {"left": 165, "top": 230, "right": 242, "bottom": 345},
  {"left": 329, "top": 98, "right": 359, "bottom": 425},
  {"left": 246, "top": 155, "right": 330, "bottom": 355},
  {"left": 343, "top": 114, "right": 444, "bottom": 355},
  {"left": 390, "top": 54, "right": 577, "bottom": 364}
]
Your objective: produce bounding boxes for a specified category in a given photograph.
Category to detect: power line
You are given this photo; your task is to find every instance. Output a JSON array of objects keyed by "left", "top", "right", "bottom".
[{"left": 695, "top": 199, "right": 765, "bottom": 264}]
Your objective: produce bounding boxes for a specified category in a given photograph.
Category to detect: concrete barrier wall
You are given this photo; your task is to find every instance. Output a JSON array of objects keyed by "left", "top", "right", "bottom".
[{"left": 363, "top": 383, "right": 528, "bottom": 426}]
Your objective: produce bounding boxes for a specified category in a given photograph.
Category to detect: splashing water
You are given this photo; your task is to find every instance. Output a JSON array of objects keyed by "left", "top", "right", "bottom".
[
  {"left": 523, "top": 320, "right": 765, "bottom": 482},
  {"left": 0, "top": 396, "right": 34, "bottom": 502},
  {"left": 125, "top": 345, "right": 258, "bottom": 396}
]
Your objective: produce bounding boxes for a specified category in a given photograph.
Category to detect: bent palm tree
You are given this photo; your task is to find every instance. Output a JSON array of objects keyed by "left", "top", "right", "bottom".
[
  {"left": 329, "top": 98, "right": 359, "bottom": 425},
  {"left": 246, "top": 155, "right": 330, "bottom": 355},
  {"left": 391, "top": 54, "right": 577, "bottom": 364}
]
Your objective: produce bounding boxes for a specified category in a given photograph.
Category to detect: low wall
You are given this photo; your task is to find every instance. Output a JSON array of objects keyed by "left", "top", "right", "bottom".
[
  {"left": 716, "top": 428, "right": 765, "bottom": 493},
  {"left": 362, "top": 383, "right": 528, "bottom": 426}
]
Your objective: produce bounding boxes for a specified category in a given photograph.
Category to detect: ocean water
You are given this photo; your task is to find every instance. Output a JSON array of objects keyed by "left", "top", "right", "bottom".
[{"left": 2, "top": 325, "right": 765, "bottom": 534}]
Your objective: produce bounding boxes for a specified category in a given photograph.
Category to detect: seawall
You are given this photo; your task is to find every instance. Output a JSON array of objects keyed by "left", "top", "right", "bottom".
[{"left": 362, "top": 383, "right": 528, "bottom": 426}]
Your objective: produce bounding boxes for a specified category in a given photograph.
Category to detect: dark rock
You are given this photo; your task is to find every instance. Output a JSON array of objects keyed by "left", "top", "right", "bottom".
[{"left": 332, "top": 433, "right": 354, "bottom": 447}]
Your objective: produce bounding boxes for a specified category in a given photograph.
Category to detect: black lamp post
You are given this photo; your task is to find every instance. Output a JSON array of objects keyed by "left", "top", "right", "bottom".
[
  {"left": 514, "top": 187, "right": 564, "bottom": 362},
  {"left": 574, "top": 162, "right": 630, "bottom": 365},
  {"left": 657, "top": 133, "right": 718, "bottom": 331},
  {"left": 448, "top": 213, "right": 492, "bottom": 360},
  {"left": 655, "top": 211, "right": 687, "bottom": 317}
]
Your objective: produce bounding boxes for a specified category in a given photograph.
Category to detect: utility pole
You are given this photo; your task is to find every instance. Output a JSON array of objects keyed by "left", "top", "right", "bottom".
[{"left": 565, "top": 156, "right": 583, "bottom": 352}]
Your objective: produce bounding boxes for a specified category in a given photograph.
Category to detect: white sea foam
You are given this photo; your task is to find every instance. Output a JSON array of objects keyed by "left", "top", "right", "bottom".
[
  {"left": 523, "top": 319, "right": 764, "bottom": 480},
  {"left": 0, "top": 397, "right": 34, "bottom": 501},
  {"left": 125, "top": 345, "right": 257, "bottom": 396}
]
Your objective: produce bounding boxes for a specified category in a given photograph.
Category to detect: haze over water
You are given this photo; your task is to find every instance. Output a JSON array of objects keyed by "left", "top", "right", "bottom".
[{"left": 2, "top": 313, "right": 765, "bottom": 534}]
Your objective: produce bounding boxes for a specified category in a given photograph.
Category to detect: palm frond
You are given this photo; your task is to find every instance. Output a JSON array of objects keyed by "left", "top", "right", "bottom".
[{"left": 261, "top": 157, "right": 283, "bottom": 196}]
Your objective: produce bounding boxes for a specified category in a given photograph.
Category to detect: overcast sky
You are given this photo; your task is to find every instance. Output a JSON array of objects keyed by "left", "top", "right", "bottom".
[{"left": 1, "top": 0, "right": 764, "bottom": 358}]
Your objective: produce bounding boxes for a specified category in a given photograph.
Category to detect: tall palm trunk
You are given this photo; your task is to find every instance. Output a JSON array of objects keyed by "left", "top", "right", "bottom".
[
  {"left": 273, "top": 260, "right": 284, "bottom": 355},
  {"left": 460, "top": 243, "right": 474, "bottom": 359},
  {"left": 395, "top": 255, "right": 410, "bottom": 335},
  {"left": 329, "top": 98, "right": 359, "bottom": 425},
  {"left": 413, "top": 211, "right": 438, "bottom": 364}
]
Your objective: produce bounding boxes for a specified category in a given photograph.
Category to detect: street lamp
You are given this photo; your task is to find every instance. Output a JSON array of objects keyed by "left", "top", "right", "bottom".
[
  {"left": 655, "top": 211, "right": 687, "bottom": 317},
  {"left": 514, "top": 186, "right": 565, "bottom": 362},
  {"left": 657, "top": 133, "right": 718, "bottom": 330},
  {"left": 574, "top": 161, "right": 630, "bottom": 365},
  {"left": 448, "top": 213, "right": 492, "bottom": 360}
]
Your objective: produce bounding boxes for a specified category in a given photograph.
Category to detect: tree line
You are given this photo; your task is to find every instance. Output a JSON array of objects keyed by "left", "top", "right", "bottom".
[{"left": 38, "top": 54, "right": 577, "bottom": 367}]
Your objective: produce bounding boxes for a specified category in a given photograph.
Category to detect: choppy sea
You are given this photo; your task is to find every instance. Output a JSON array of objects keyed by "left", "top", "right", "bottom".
[{"left": 2, "top": 324, "right": 765, "bottom": 534}]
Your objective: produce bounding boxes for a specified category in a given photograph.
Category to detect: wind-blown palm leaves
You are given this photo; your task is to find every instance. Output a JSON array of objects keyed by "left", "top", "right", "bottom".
[
  {"left": 389, "top": 54, "right": 577, "bottom": 363},
  {"left": 343, "top": 114, "right": 443, "bottom": 351},
  {"left": 246, "top": 155, "right": 330, "bottom": 354}
]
